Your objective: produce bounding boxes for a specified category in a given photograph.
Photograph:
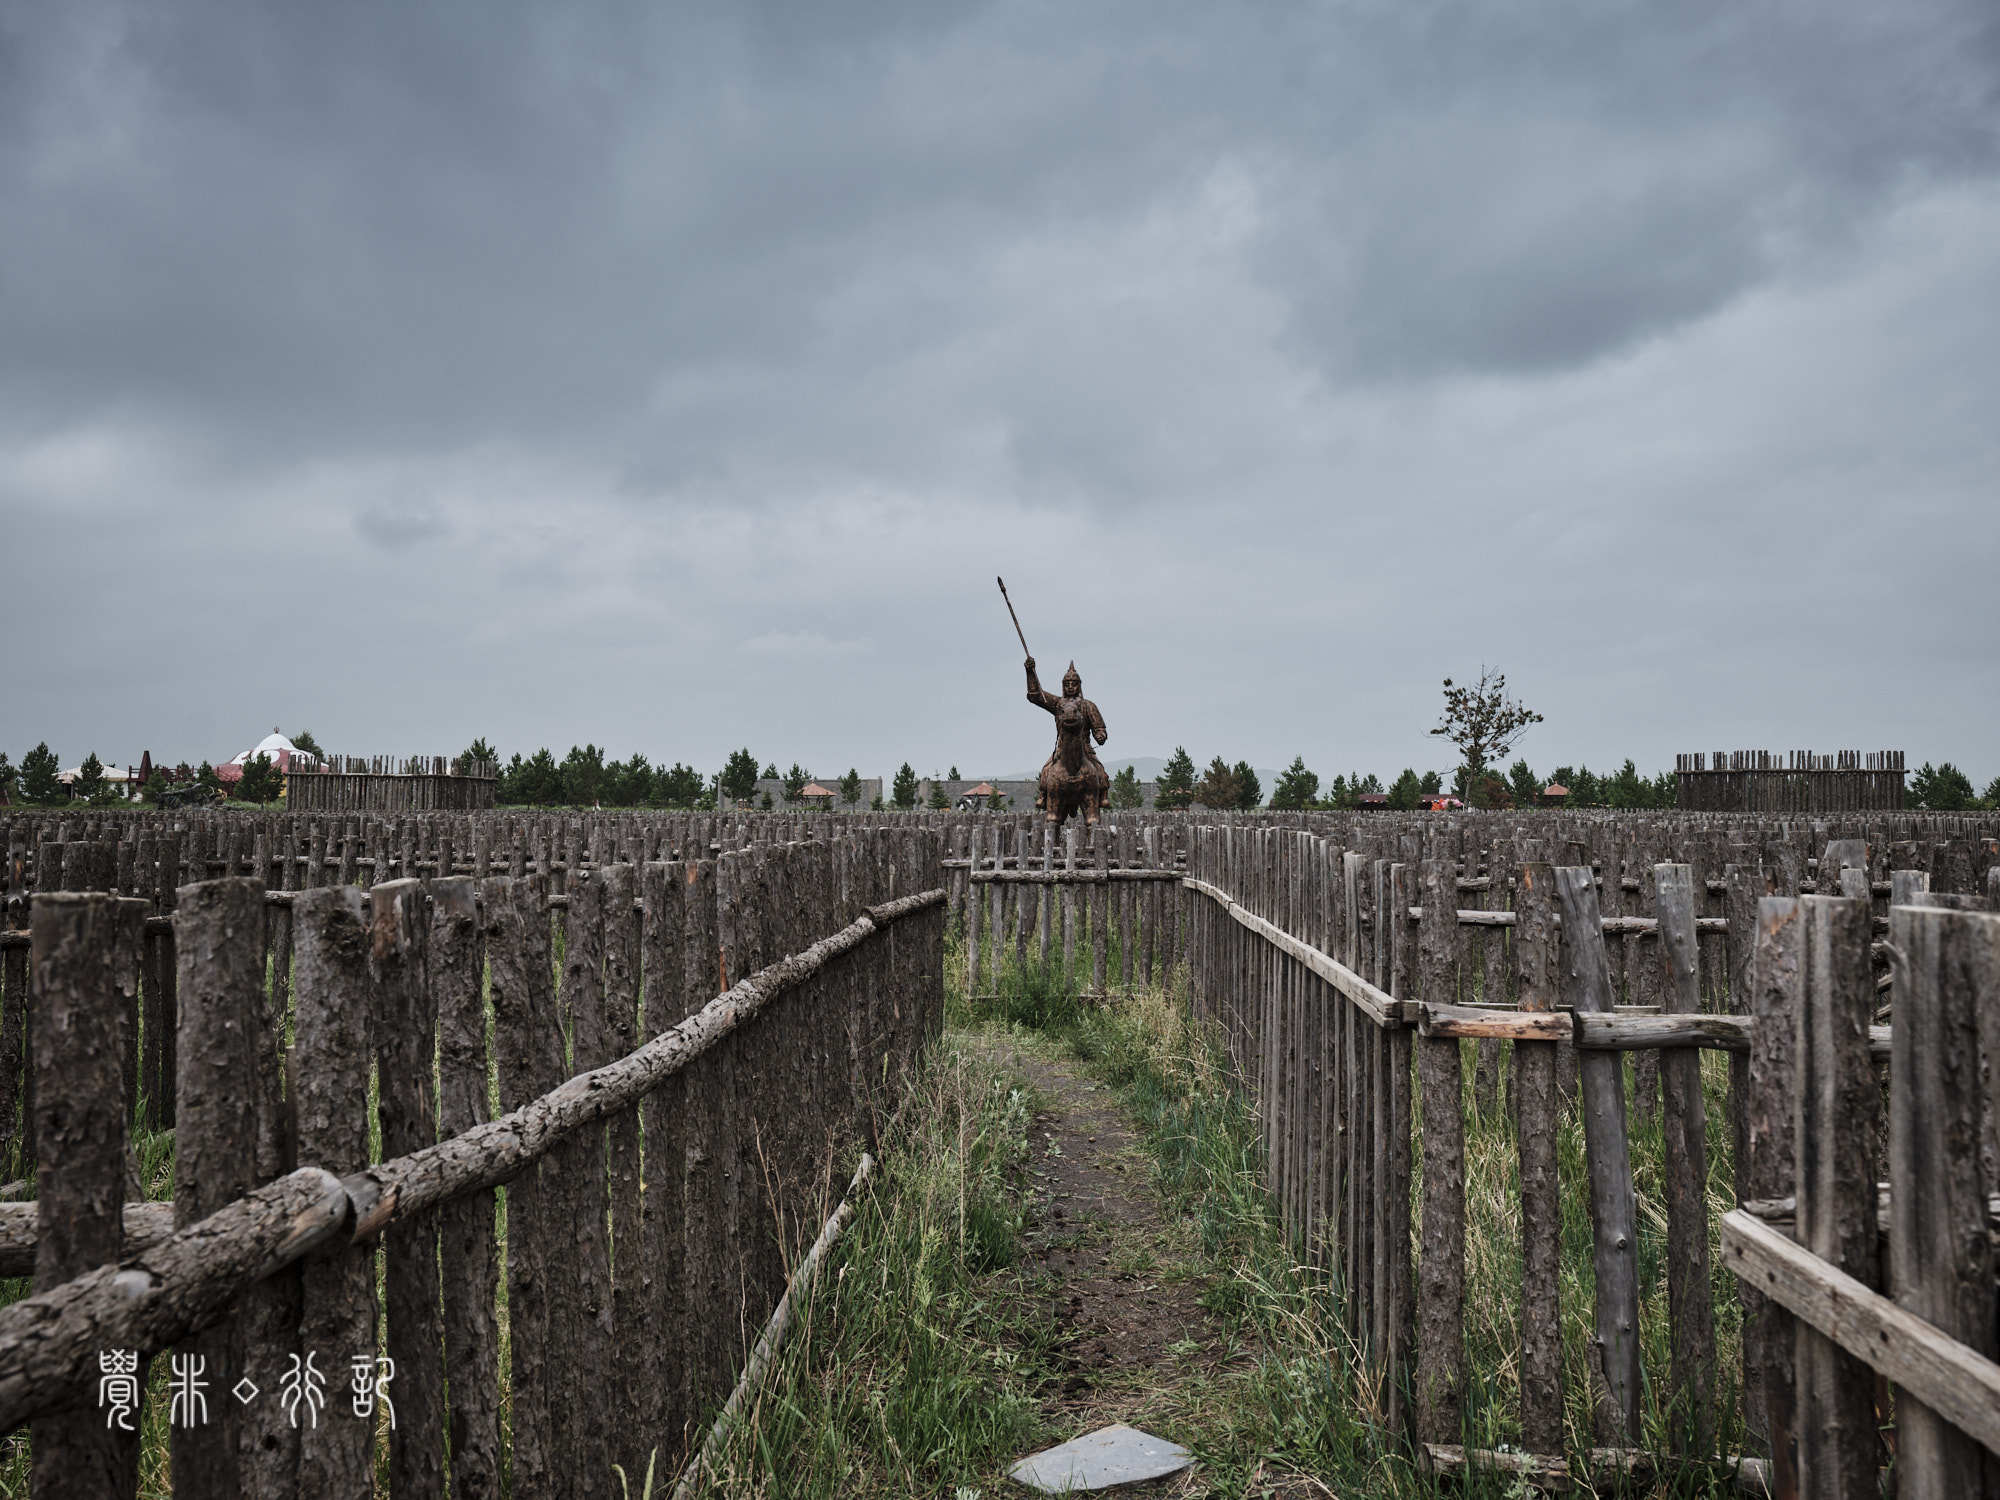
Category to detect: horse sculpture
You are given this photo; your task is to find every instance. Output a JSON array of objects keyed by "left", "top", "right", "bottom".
[{"left": 1026, "top": 656, "right": 1110, "bottom": 825}]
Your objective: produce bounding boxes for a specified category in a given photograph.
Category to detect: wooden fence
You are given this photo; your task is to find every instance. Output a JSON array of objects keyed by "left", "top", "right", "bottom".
[
  {"left": 283, "top": 756, "right": 497, "bottom": 813},
  {"left": 0, "top": 821, "right": 943, "bottom": 1497},
  {"left": 6, "top": 804, "right": 2000, "bottom": 1494},
  {"left": 1180, "top": 814, "right": 2000, "bottom": 1494},
  {"left": 1675, "top": 750, "right": 1906, "bottom": 813}
]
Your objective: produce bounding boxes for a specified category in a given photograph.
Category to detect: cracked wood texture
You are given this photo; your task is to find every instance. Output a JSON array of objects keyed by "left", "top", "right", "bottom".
[
  {"left": 1746, "top": 896, "right": 1802, "bottom": 1498},
  {"left": 371, "top": 878, "right": 446, "bottom": 1497},
  {"left": 1653, "top": 863, "right": 1716, "bottom": 1455},
  {"left": 432, "top": 875, "right": 501, "bottom": 1499},
  {"left": 1514, "top": 859, "right": 1566, "bottom": 1456},
  {"left": 552, "top": 867, "right": 607, "bottom": 1492},
  {"left": 32, "top": 893, "right": 141, "bottom": 1499},
  {"left": 1888, "top": 904, "right": 2000, "bottom": 1500},
  {"left": 1414, "top": 859, "right": 1465, "bottom": 1447},
  {"left": 1555, "top": 863, "right": 1641, "bottom": 1447},
  {"left": 1791, "top": 894, "right": 1881, "bottom": 1499},
  {"left": 291, "top": 885, "right": 376, "bottom": 1496},
  {"left": 171, "top": 879, "right": 272, "bottom": 1497},
  {"left": 484, "top": 874, "right": 562, "bottom": 1496}
]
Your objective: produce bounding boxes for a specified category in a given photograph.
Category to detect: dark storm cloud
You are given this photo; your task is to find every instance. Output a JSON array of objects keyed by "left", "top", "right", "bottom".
[{"left": 3, "top": 0, "right": 1997, "bottom": 784}]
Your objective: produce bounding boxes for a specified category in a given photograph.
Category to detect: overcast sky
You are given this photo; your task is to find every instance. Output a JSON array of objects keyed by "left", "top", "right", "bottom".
[{"left": 5, "top": 1, "right": 1997, "bottom": 786}]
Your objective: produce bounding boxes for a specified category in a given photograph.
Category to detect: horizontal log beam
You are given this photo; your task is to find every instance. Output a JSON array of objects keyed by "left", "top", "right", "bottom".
[
  {"left": 1719, "top": 1208, "right": 2000, "bottom": 1457},
  {"left": 1181, "top": 876, "right": 1407, "bottom": 1026},
  {"left": 1420, "top": 1006, "right": 1893, "bottom": 1058},
  {"left": 1417, "top": 1002, "right": 1572, "bottom": 1042},
  {"left": 0, "top": 1202, "right": 173, "bottom": 1277},
  {"left": 967, "top": 868, "right": 1185, "bottom": 885}
]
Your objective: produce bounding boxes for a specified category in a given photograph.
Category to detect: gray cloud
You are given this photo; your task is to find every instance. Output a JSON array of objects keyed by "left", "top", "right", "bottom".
[{"left": 3, "top": 0, "right": 1997, "bottom": 786}]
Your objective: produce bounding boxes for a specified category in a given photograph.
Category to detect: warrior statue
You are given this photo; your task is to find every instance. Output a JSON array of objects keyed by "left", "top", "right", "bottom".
[{"left": 1025, "top": 655, "right": 1110, "bottom": 825}]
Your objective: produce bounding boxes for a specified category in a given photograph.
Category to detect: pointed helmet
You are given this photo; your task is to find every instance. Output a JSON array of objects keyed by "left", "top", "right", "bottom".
[{"left": 1062, "top": 661, "right": 1082, "bottom": 695}]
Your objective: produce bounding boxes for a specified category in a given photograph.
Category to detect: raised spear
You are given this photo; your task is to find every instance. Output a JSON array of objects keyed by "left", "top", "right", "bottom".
[{"left": 997, "top": 576, "right": 1033, "bottom": 660}]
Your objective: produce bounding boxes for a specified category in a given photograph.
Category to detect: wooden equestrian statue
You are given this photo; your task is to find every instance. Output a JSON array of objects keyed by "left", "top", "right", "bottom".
[{"left": 1025, "top": 656, "right": 1110, "bottom": 825}]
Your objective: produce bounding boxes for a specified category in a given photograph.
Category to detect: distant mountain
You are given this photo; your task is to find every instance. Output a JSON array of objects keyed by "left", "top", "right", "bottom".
[{"left": 988, "top": 755, "right": 1284, "bottom": 806}]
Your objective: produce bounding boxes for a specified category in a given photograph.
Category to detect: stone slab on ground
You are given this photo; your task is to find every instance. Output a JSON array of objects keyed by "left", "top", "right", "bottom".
[{"left": 1008, "top": 1423, "right": 1193, "bottom": 1493}]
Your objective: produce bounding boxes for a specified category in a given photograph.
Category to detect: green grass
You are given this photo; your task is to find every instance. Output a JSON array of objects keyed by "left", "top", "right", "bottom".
[
  {"left": 681, "top": 1043, "right": 1047, "bottom": 1497},
  {"left": 0, "top": 901, "right": 1761, "bottom": 1499}
]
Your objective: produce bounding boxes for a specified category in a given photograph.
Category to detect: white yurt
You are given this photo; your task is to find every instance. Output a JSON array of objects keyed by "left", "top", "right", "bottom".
[{"left": 229, "top": 729, "right": 320, "bottom": 771}]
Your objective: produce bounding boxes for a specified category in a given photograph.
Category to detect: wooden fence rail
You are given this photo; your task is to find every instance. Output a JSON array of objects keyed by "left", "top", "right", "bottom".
[
  {"left": 0, "top": 826, "right": 944, "bottom": 1497},
  {"left": 1181, "top": 817, "right": 1999, "bottom": 1493},
  {"left": 3, "top": 805, "right": 1998, "bottom": 1493}
]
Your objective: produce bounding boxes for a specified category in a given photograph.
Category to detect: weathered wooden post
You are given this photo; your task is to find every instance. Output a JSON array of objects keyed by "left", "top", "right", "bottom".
[{"left": 1555, "top": 864, "right": 1641, "bottom": 1446}]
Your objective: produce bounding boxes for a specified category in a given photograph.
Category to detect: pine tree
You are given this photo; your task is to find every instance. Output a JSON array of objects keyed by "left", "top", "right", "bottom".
[
  {"left": 237, "top": 752, "right": 282, "bottom": 804},
  {"left": 783, "top": 764, "right": 810, "bottom": 802},
  {"left": 1109, "top": 765, "right": 1145, "bottom": 810},
  {"left": 456, "top": 737, "right": 496, "bottom": 775},
  {"left": 892, "top": 762, "right": 919, "bottom": 809},
  {"left": 561, "top": 744, "right": 606, "bottom": 805},
  {"left": 21, "top": 743, "right": 61, "bottom": 805},
  {"left": 840, "top": 768, "right": 862, "bottom": 806},
  {"left": 1386, "top": 768, "right": 1423, "bottom": 810},
  {"left": 1195, "top": 757, "right": 1239, "bottom": 809},
  {"left": 1606, "top": 758, "right": 1648, "bottom": 809},
  {"left": 1911, "top": 761, "right": 1976, "bottom": 811},
  {"left": 1156, "top": 746, "right": 1197, "bottom": 809},
  {"left": 1232, "top": 761, "right": 1262, "bottom": 810},
  {"left": 1271, "top": 756, "right": 1319, "bottom": 810},
  {"left": 290, "top": 729, "right": 324, "bottom": 759},
  {"left": 1508, "top": 759, "right": 1542, "bottom": 808},
  {"left": 655, "top": 762, "right": 705, "bottom": 807},
  {"left": 0, "top": 752, "right": 15, "bottom": 804},
  {"left": 927, "top": 778, "right": 950, "bottom": 810},
  {"left": 721, "top": 748, "right": 760, "bottom": 805},
  {"left": 74, "top": 752, "right": 108, "bottom": 803}
]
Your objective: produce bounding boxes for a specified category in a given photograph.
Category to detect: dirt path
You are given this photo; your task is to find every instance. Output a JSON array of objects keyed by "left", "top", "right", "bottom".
[{"left": 971, "top": 1034, "right": 1269, "bottom": 1496}]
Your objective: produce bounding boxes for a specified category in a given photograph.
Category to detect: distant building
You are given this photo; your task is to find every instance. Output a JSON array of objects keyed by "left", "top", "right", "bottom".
[
  {"left": 1540, "top": 783, "right": 1569, "bottom": 805},
  {"left": 56, "top": 763, "right": 143, "bottom": 800},
  {"left": 228, "top": 729, "right": 320, "bottom": 774},
  {"left": 921, "top": 776, "right": 1160, "bottom": 813},
  {"left": 746, "top": 775, "right": 881, "bottom": 809}
]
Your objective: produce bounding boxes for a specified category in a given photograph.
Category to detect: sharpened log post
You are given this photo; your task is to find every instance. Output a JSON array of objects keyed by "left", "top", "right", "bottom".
[
  {"left": 171, "top": 879, "right": 272, "bottom": 1497},
  {"left": 1747, "top": 896, "right": 1802, "bottom": 1497},
  {"left": 589, "top": 863, "right": 635, "bottom": 1480},
  {"left": 1090, "top": 826, "right": 1108, "bottom": 996},
  {"left": 1381, "top": 861, "right": 1415, "bottom": 1442},
  {"left": 682, "top": 855, "right": 735, "bottom": 1419},
  {"left": 371, "top": 878, "right": 446, "bottom": 1496},
  {"left": 621, "top": 862, "right": 674, "bottom": 1471},
  {"left": 1654, "top": 864, "right": 1716, "bottom": 1454},
  {"left": 1513, "top": 862, "right": 1565, "bottom": 1457},
  {"left": 291, "top": 884, "right": 377, "bottom": 1496},
  {"left": 1887, "top": 904, "right": 2000, "bottom": 1499},
  {"left": 484, "top": 875, "right": 561, "bottom": 1496},
  {"left": 1415, "top": 860, "right": 1465, "bottom": 1449},
  {"left": 32, "top": 893, "right": 140, "bottom": 1499},
  {"left": 432, "top": 877, "right": 501, "bottom": 1498},
  {"left": 552, "top": 867, "right": 605, "bottom": 1483},
  {"left": 1791, "top": 893, "right": 1881, "bottom": 1498},
  {"left": 1555, "top": 863, "right": 1641, "bottom": 1447}
]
